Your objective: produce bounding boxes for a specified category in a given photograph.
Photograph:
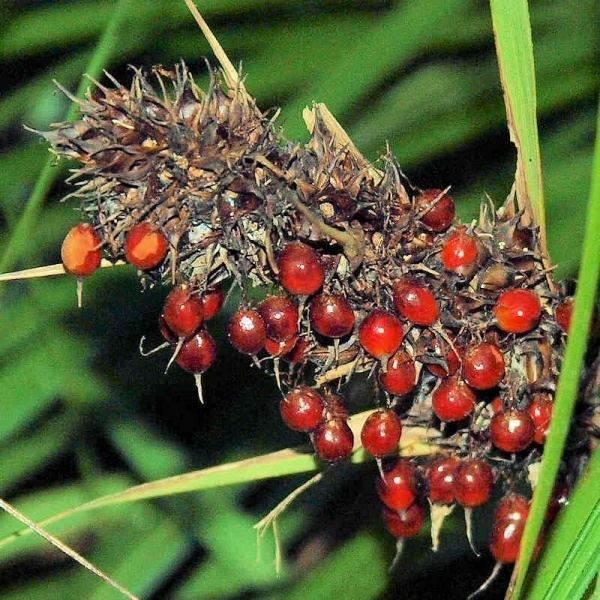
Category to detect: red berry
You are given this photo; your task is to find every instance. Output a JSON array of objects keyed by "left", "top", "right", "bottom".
[
  {"left": 310, "top": 294, "right": 355, "bottom": 338},
  {"left": 265, "top": 336, "right": 298, "bottom": 357},
  {"left": 200, "top": 286, "right": 225, "bottom": 320},
  {"left": 432, "top": 377, "right": 476, "bottom": 422},
  {"left": 124, "top": 222, "right": 168, "bottom": 270},
  {"left": 280, "top": 387, "right": 324, "bottom": 432},
  {"left": 527, "top": 395, "right": 553, "bottom": 444},
  {"left": 277, "top": 242, "right": 324, "bottom": 296},
  {"left": 313, "top": 419, "right": 354, "bottom": 462},
  {"left": 490, "top": 395, "right": 503, "bottom": 414},
  {"left": 462, "top": 342, "right": 505, "bottom": 390},
  {"left": 175, "top": 330, "right": 217, "bottom": 373},
  {"left": 415, "top": 189, "right": 455, "bottom": 232},
  {"left": 159, "top": 315, "right": 177, "bottom": 344},
  {"left": 228, "top": 309, "right": 267, "bottom": 354},
  {"left": 392, "top": 278, "right": 439, "bottom": 326},
  {"left": 377, "top": 459, "right": 417, "bottom": 511},
  {"left": 258, "top": 296, "right": 298, "bottom": 342},
  {"left": 547, "top": 483, "right": 569, "bottom": 523},
  {"left": 359, "top": 310, "right": 404, "bottom": 360},
  {"left": 379, "top": 351, "right": 416, "bottom": 396},
  {"left": 322, "top": 392, "right": 349, "bottom": 421},
  {"left": 454, "top": 459, "right": 494, "bottom": 508},
  {"left": 555, "top": 298, "right": 574, "bottom": 333},
  {"left": 282, "top": 338, "right": 312, "bottom": 364},
  {"left": 494, "top": 493, "right": 530, "bottom": 524},
  {"left": 426, "top": 455, "right": 460, "bottom": 504},
  {"left": 494, "top": 289, "right": 542, "bottom": 334},
  {"left": 490, "top": 410, "right": 535, "bottom": 453},
  {"left": 163, "top": 286, "right": 204, "bottom": 338},
  {"left": 382, "top": 504, "right": 425, "bottom": 538},
  {"left": 441, "top": 228, "right": 479, "bottom": 274},
  {"left": 426, "top": 338, "right": 461, "bottom": 378},
  {"left": 360, "top": 409, "right": 402, "bottom": 457},
  {"left": 490, "top": 518, "right": 526, "bottom": 563},
  {"left": 61, "top": 223, "right": 102, "bottom": 277}
]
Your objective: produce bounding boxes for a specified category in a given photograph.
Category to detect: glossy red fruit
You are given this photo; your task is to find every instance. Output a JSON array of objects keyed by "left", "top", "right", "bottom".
[
  {"left": 432, "top": 377, "right": 476, "bottom": 422},
  {"left": 547, "top": 483, "right": 570, "bottom": 523},
  {"left": 159, "top": 315, "right": 177, "bottom": 344},
  {"left": 392, "top": 278, "right": 439, "bottom": 326},
  {"left": 490, "top": 410, "right": 535, "bottom": 453},
  {"left": 313, "top": 419, "right": 354, "bottom": 462},
  {"left": 280, "top": 387, "right": 325, "bottom": 432},
  {"left": 494, "top": 289, "right": 542, "bottom": 334},
  {"left": 265, "top": 336, "right": 297, "bottom": 357},
  {"left": 360, "top": 409, "right": 402, "bottom": 457},
  {"left": 441, "top": 228, "right": 479, "bottom": 274},
  {"left": 490, "top": 518, "right": 526, "bottom": 563},
  {"left": 490, "top": 395, "right": 503, "bottom": 414},
  {"left": 163, "top": 286, "right": 204, "bottom": 337},
  {"left": 454, "top": 459, "right": 494, "bottom": 508},
  {"left": 258, "top": 296, "right": 298, "bottom": 342},
  {"left": 175, "top": 330, "right": 217, "bottom": 373},
  {"left": 200, "top": 286, "right": 225, "bottom": 320},
  {"left": 228, "top": 309, "right": 267, "bottom": 354},
  {"left": 310, "top": 294, "right": 355, "bottom": 338},
  {"left": 527, "top": 395, "right": 553, "bottom": 444},
  {"left": 358, "top": 310, "right": 404, "bottom": 360},
  {"left": 277, "top": 242, "right": 324, "bottom": 296},
  {"left": 282, "top": 338, "right": 312, "bottom": 364},
  {"left": 555, "top": 298, "right": 574, "bottom": 333},
  {"left": 415, "top": 189, "right": 455, "bottom": 232},
  {"left": 462, "top": 342, "right": 505, "bottom": 390},
  {"left": 382, "top": 504, "right": 425, "bottom": 538},
  {"left": 61, "top": 223, "right": 102, "bottom": 277},
  {"left": 494, "top": 493, "right": 530, "bottom": 524},
  {"left": 377, "top": 459, "right": 417, "bottom": 511},
  {"left": 426, "top": 337, "right": 461, "bottom": 378},
  {"left": 124, "top": 222, "right": 168, "bottom": 270},
  {"left": 426, "top": 455, "right": 460, "bottom": 505},
  {"left": 379, "top": 352, "right": 416, "bottom": 396}
]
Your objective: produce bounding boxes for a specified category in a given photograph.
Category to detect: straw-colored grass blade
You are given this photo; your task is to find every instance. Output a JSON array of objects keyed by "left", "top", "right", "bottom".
[{"left": 0, "top": 259, "right": 124, "bottom": 282}]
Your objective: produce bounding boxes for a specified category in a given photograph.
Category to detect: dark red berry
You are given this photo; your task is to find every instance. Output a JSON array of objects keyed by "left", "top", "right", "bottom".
[
  {"left": 547, "top": 483, "right": 569, "bottom": 523},
  {"left": 377, "top": 459, "right": 417, "bottom": 511},
  {"left": 359, "top": 310, "right": 404, "bottom": 360},
  {"left": 61, "top": 223, "right": 102, "bottom": 277},
  {"left": 432, "top": 377, "right": 476, "bottom": 422},
  {"left": 426, "top": 455, "right": 460, "bottom": 505},
  {"left": 527, "top": 394, "right": 553, "bottom": 444},
  {"left": 454, "top": 459, "right": 494, "bottom": 508},
  {"left": 462, "top": 342, "right": 505, "bottom": 390},
  {"left": 159, "top": 315, "right": 177, "bottom": 344},
  {"left": 426, "top": 338, "right": 461, "bottom": 378},
  {"left": 555, "top": 298, "right": 574, "bottom": 333},
  {"left": 200, "top": 286, "right": 225, "bottom": 320},
  {"left": 494, "top": 493, "right": 530, "bottom": 524},
  {"left": 441, "top": 228, "right": 479, "bottom": 274},
  {"left": 280, "top": 387, "right": 324, "bottom": 432},
  {"left": 322, "top": 392, "right": 349, "bottom": 421},
  {"left": 310, "top": 294, "right": 355, "bottom": 338},
  {"left": 360, "top": 409, "right": 402, "bottom": 457},
  {"left": 490, "top": 518, "right": 526, "bottom": 563},
  {"left": 415, "top": 189, "right": 455, "bottom": 232},
  {"left": 494, "top": 289, "right": 542, "bottom": 334},
  {"left": 124, "top": 222, "right": 168, "bottom": 270},
  {"left": 490, "top": 395, "right": 503, "bottom": 414},
  {"left": 265, "top": 335, "right": 297, "bottom": 357},
  {"left": 282, "top": 338, "right": 312, "bottom": 364},
  {"left": 379, "top": 352, "right": 416, "bottom": 396},
  {"left": 313, "top": 419, "right": 354, "bottom": 462},
  {"left": 392, "top": 278, "right": 439, "bottom": 326},
  {"left": 175, "top": 330, "right": 217, "bottom": 373},
  {"left": 163, "top": 286, "right": 204, "bottom": 338},
  {"left": 277, "top": 242, "right": 324, "bottom": 296},
  {"left": 382, "top": 504, "right": 425, "bottom": 538},
  {"left": 258, "top": 296, "right": 298, "bottom": 342},
  {"left": 490, "top": 410, "right": 535, "bottom": 453},
  {"left": 228, "top": 309, "right": 267, "bottom": 354}
]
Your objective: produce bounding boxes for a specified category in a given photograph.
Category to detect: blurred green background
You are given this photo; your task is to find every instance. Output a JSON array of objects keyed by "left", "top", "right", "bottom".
[{"left": 0, "top": 0, "right": 597, "bottom": 598}]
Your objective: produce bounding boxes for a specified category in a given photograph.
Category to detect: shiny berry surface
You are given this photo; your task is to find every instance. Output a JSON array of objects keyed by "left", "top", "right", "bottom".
[
  {"left": 163, "top": 286, "right": 204, "bottom": 337},
  {"left": 310, "top": 294, "right": 355, "bottom": 338},
  {"left": 228, "top": 309, "right": 267, "bottom": 354},
  {"left": 415, "top": 189, "right": 455, "bottom": 232},
  {"left": 282, "top": 338, "right": 311, "bottom": 363},
  {"left": 432, "top": 377, "right": 476, "bottom": 422},
  {"left": 393, "top": 278, "right": 439, "bottom": 326},
  {"left": 382, "top": 504, "right": 425, "bottom": 538},
  {"left": 358, "top": 310, "right": 404, "bottom": 360},
  {"left": 360, "top": 409, "right": 402, "bottom": 457},
  {"left": 426, "top": 338, "right": 461, "bottom": 378},
  {"left": 258, "top": 296, "right": 298, "bottom": 342},
  {"left": 175, "top": 330, "right": 217, "bottom": 373},
  {"left": 441, "top": 228, "right": 479, "bottom": 274},
  {"left": 280, "top": 387, "right": 324, "bottom": 432},
  {"left": 527, "top": 395, "right": 553, "bottom": 444},
  {"left": 265, "top": 336, "right": 297, "bottom": 357},
  {"left": 200, "top": 286, "right": 225, "bottom": 320},
  {"left": 313, "top": 419, "right": 354, "bottom": 462},
  {"left": 555, "top": 298, "right": 574, "bottom": 333},
  {"left": 494, "top": 289, "right": 542, "bottom": 334},
  {"left": 124, "top": 222, "right": 168, "bottom": 270},
  {"left": 490, "top": 410, "right": 535, "bottom": 452},
  {"left": 454, "top": 459, "right": 494, "bottom": 507},
  {"left": 277, "top": 242, "right": 324, "bottom": 296},
  {"left": 462, "top": 342, "right": 505, "bottom": 390},
  {"left": 494, "top": 493, "right": 530, "bottom": 524},
  {"left": 379, "top": 352, "right": 416, "bottom": 396},
  {"left": 490, "top": 518, "right": 526, "bottom": 564},
  {"left": 426, "top": 455, "right": 460, "bottom": 504},
  {"left": 61, "top": 223, "right": 102, "bottom": 277},
  {"left": 159, "top": 315, "right": 177, "bottom": 344},
  {"left": 377, "top": 459, "right": 417, "bottom": 511}
]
